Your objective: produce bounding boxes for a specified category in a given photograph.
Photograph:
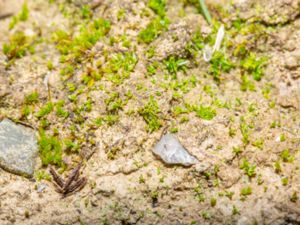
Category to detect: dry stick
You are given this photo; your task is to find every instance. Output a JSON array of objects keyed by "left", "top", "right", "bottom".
[
  {"left": 49, "top": 167, "right": 65, "bottom": 188},
  {"left": 63, "top": 163, "right": 82, "bottom": 190},
  {"left": 0, "top": 12, "right": 13, "bottom": 20},
  {"left": 63, "top": 178, "right": 87, "bottom": 198}
]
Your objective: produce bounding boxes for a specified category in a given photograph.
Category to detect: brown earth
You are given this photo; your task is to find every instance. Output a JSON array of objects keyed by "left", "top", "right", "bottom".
[{"left": 0, "top": 0, "right": 300, "bottom": 224}]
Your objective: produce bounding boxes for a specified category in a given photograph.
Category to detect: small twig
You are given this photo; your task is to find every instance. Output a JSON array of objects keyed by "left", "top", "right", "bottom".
[
  {"left": 50, "top": 167, "right": 64, "bottom": 188},
  {"left": 50, "top": 162, "right": 87, "bottom": 198},
  {"left": 0, "top": 13, "right": 13, "bottom": 20},
  {"left": 63, "top": 163, "right": 81, "bottom": 190}
]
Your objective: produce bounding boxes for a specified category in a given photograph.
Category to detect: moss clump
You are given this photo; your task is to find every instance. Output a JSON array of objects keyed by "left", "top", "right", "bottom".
[
  {"left": 240, "top": 159, "right": 256, "bottom": 178},
  {"left": 240, "top": 52, "right": 267, "bottom": 81},
  {"left": 24, "top": 91, "right": 39, "bottom": 105},
  {"left": 104, "top": 51, "right": 138, "bottom": 85},
  {"left": 36, "top": 102, "right": 53, "bottom": 119},
  {"left": 38, "top": 131, "right": 63, "bottom": 166},
  {"left": 52, "top": 18, "right": 110, "bottom": 64},
  {"left": 209, "top": 51, "right": 234, "bottom": 82},
  {"left": 3, "top": 31, "right": 34, "bottom": 61},
  {"left": 138, "top": 17, "right": 169, "bottom": 44},
  {"left": 148, "top": 0, "right": 166, "bottom": 17},
  {"left": 139, "top": 96, "right": 162, "bottom": 132},
  {"left": 193, "top": 105, "right": 216, "bottom": 120},
  {"left": 9, "top": 2, "right": 29, "bottom": 30}
]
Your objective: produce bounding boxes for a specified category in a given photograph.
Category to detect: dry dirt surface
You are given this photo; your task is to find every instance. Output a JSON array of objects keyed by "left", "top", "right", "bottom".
[{"left": 0, "top": 0, "right": 300, "bottom": 224}]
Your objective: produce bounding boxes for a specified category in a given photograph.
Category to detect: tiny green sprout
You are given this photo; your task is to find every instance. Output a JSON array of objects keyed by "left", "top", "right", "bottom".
[
  {"left": 232, "top": 205, "right": 240, "bottom": 215},
  {"left": 117, "top": 9, "right": 125, "bottom": 21},
  {"left": 280, "top": 149, "right": 294, "bottom": 163},
  {"left": 210, "top": 197, "right": 217, "bottom": 207},
  {"left": 270, "top": 120, "right": 281, "bottom": 129},
  {"left": 240, "top": 159, "right": 256, "bottom": 178},
  {"left": 240, "top": 52, "right": 267, "bottom": 81},
  {"left": 25, "top": 91, "right": 39, "bottom": 105},
  {"left": 38, "top": 130, "right": 63, "bottom": 166},
  {"left": 232, "top": 146, "right": 242, "bottom": 156},
  {"left": 34, "top": 170, "right": 51, "bottom": 181},
  {"left": 257, "top": 174, "right": 264, "bottom": 185},
  {"left": 290, "top": 191, "right": 298, "bottom": 202},
  {"left": 138, "top": 96, "right": 162, "bottom": 132},
  {"left": 209, "top": 51, "right": 234, "bottom": 82},
  {"left": 229, "top": 127, "right": 236, "bottom": 137},
  {"left": 81, "top": 5, "right": 92, "bottom": 19},
  {"left": 193, "top": 105, "right": 216, "bottom": 120},
  {"left": 3, "top": 31, "right": 32, "bottom": 61},
  {"left": 19, "top": 2, "right": 29, "bottom": 21},
  {"left": 147, "top": 62, "right": 159, "bottom": 76},
  {"left": 169, "top": 126, "right": 178, "bottom": 133},
  {"left": 105, "top": 92, "right": 123, "bottom": 113},
  {"left": 47, "top": 60, "right": 54, "bottom": 70},
  {"left": 252, "top": 138, "right": 264, "bottom": 150},
  {"left": 64, "top": 139, "right": 80, "bottom": 153},
  {"left": 274, "top": 160, "right": 282, "bottom": 173},
  {"left": 103, "top": 114, "right": 119, "bottom": 126},
  {"left": 281, "top": 177, "right": 288, "bottom": 186},
  {"left": 36, "top": 102, "right": 53, "bottom": 118},
  {"left": 240, "top": 186, "right": 252, "bottom": 196},
  {"left": 164, "top": 57, "right": 189, "bottom": 77},
  {"left": 138, "top": 17, "right": 169, "bottom": 44},
  {"left": 194, "top": 183, "right": 205, "bottom": 202},
  {"left": 240, "top": 75, "right": 256, "bottom": 92},
  {"left": 148, "top": 0, "right": 166, "bottom": 17},
  {"left": 9, "top": 2, "right": 29, "bottom": 29},
  {"left": 55, "top": 100, "right": 69, "bottom": 118},
  {"left": 139, "top": 175, "right": 146, "bottom": 184},
  {"left": 225, "top": 191, "right": 234, "bottom": 200},
  {"left": 240, "top": 117, "right": 250, "bottom": 145},
  {"left": 201, "top": 211, "right": 211, "bottom": 220},
  {"left": 280, "top": 134, "right": 286, "bottom": 142}
]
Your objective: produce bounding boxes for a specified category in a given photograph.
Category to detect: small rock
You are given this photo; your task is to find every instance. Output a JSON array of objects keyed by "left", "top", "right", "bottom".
[
  {"left": 153, "top": 134, "right": 199, "bottom": 166},
  {"left": 0, "top": 119, "right": 38, "bottom": 177},
  {"left": 37, "top": 183, "right": 48, "bottom": 193}
]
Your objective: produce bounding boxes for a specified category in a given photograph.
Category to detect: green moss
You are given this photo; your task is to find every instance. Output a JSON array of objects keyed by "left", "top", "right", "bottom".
[
  {"left": 81, "top": 5, "right": 92, "bottom": 19},
  {"left": 148, "top": 0, "right": 166, "bottom": 17},
  {"left": 240, "top": 186, "right": 252, "bottom": 196},
  {"left": 240, "top": 159, "right": 256, "bottom": 178},
  {"left": 209, "top": 51, "right": 234, "bottom": 82},
  {"left": 274, "top": 160, "right": 282, "bottom": 173},
  {"left": 193, "top": 105, "right": 216, "bottom": 120},
  {"left": 138, "top": 96, "right": 162, "bottom": 132},
  {"left": 38, "top": 131, "right": 63, "bottom": 166},
  {"left": 8, "top": 2, "right": 29, "bottom": 30},
  {"left": 3, "top": 31, "right": 33, "bottom": 61},
  {"left": 55, "top": 100, "right": 69, "bottom": 118},
  {"left": 164, "top": 56, "right": 189, "bottom": 77},
  {"left": 241, "top": 52, "right": 267, "bottom": 81},
  {"left": 104, "top": 51, "right": 138, "bottom": 85},
  {"left": 19, "top": 2, "right": 29, "bottom": 21},
  {"left": 53, "top": 18, "right": 110, "bottom": 65},
  {"left": 36, "top": 102, "right": 53, "bottom": 118},
  {"left": 24, "top": 91, "right": 39, "bottom": 105},
  {"left": 34, "top": 170, "right": 52, "bottom": 181},
  {"left": 240, "top": 117, "right": 250, "bottom": 145},
  {"left": 210, "top": 197, "right": 217, "bottom": 207},
  {"left": 64, "top": 139, "right": 80, "bottom": 153},
  {"left": 138, "top": 17, "right": 169, "bottom": 44},
  {"left": 280, "top": 149, "right": 294, "bottom": 163}
]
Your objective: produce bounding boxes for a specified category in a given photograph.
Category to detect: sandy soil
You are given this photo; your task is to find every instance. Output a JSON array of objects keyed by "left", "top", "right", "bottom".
[{"left": 0, "top": 0, "right": 300, "bottom": 224}]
